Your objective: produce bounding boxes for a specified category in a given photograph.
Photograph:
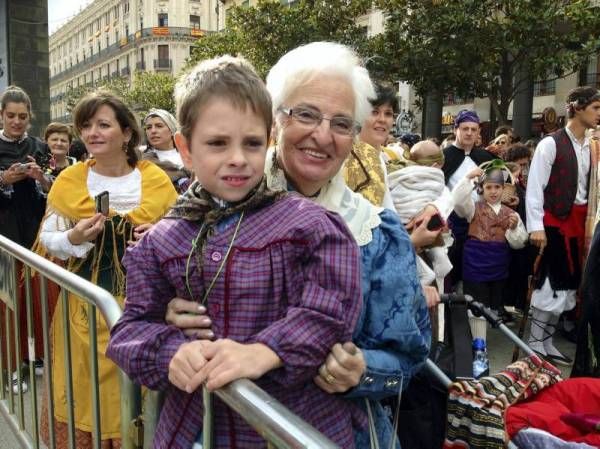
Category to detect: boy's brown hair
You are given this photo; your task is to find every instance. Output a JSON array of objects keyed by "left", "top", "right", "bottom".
[{"left": 175, "top": 55, "right": 272, "bottom": 143}]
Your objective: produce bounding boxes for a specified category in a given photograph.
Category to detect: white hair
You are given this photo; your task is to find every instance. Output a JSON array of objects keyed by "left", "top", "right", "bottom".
[{"left": 266, "top": 42, "right": 375, "bottom": 126}]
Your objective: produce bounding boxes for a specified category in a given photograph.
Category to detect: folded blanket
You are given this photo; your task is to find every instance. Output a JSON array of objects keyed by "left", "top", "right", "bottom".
[
  {"left": 388, "top": 166, "right": 446, "bottom": 223},
  {"left": 444, "top": 355, "right": 562, "bottom": 449}
]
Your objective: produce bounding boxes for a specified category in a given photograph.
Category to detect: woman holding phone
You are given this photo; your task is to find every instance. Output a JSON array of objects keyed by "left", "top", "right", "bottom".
[
  {"left": 0, "top": 85, "right": 52, "bottom": 393},
  {"left": 37, "top": 90, "right": 177, "bottom": 449}
]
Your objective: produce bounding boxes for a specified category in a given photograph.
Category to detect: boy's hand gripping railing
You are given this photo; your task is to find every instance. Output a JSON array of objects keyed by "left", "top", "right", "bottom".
[{"left": 0, "top": 233, "right": 341, "bottom": 449}]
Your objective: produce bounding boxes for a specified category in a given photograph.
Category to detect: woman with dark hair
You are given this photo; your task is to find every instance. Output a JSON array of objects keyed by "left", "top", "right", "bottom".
[
  {"left": 344, "top": 81, "right": 398, "bottom": 208},
  {"left": 0, "top": 85, "right": 52, "bottom": 393},
  {"left": 37, "top": 90, "right": 177, "bottom": 448},
  {"left": 141, "top": 108, "right": 192, "bottom": 193},
  {"left": 0, "top": 85, "right": 51, "bottom": 247}
]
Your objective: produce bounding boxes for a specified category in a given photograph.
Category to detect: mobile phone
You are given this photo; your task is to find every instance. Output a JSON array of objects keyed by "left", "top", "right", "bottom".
[
  {"left": 17, "top": 163, "right": 29, "bottom": 173},
  {"left": 427, "top": 213, "right": 444, "bottom": 232},
  {"left": 95, "top": 191, "right": 109, "bottom": 216}
]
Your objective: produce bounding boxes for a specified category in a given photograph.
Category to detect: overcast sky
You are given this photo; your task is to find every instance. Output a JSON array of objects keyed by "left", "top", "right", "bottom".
[{"left": 48, "top": 0, "right": 93, "bottom": 34}]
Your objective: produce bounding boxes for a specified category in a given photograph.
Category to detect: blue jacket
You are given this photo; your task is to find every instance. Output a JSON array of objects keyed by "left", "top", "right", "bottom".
[{"left": 348, "top": 209, "right": 432, "bottom": 449}]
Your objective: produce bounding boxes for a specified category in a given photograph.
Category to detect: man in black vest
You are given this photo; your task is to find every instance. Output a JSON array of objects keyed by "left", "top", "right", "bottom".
[
  {"left": 525, "top": 86, "right": 600, "bottom": 365},
  {"left": 442, "top": 110, "right": 494, "bottom": 288}
]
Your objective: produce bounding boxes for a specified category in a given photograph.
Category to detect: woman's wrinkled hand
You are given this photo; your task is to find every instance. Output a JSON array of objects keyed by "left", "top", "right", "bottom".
[
  {"left": 314, "top": 342, "right": 365, "bottom": 394},
  {"left": 165, "top": 297, "right": 214, "bottom": 339},
  {"left": 67, "top": 213, "right": 106, "bottom": 245}
]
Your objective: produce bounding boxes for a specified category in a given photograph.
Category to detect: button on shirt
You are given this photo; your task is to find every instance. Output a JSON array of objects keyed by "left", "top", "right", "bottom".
[{"left": 526, "top": 127, "right": 590, "bottom": 233}]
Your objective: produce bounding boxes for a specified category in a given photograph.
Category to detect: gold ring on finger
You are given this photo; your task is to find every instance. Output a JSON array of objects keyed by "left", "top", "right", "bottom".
[{"left": 324, "top": 373, "right": 336, "bottom": 384}]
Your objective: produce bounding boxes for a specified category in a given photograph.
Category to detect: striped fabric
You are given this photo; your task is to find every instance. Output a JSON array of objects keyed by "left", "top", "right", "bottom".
[
  {"left": 443, "top": 355, "right": 562, "bottom": 449},
  {"left": 107, "top": 193, "right": 364, "bottom": 449}
]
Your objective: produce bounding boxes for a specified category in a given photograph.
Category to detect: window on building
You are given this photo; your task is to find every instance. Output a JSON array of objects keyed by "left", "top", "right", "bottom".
[
  {"left": 97, "top": 41, "right": 100, "bottom": 53},
  {"left": 125, "top": 24, "right": 129, "bottom": 37},
  {"left": 106, "top": 35, "right": 109, "bottom": 48},
  {"left": 158, "top": 44, "right": 169, "bottom": 61},
  {"left": 123, "top": 2, "right": 129, "bottom": 15},
  {"left": 190, "top": 15, "right": 200, "bottom": 29},
  {"left": 533, "top": 78, "right": 556, "bottom": 96},
  {"left": 140, "top": 17, "right": 144, "bottom": 30},
  {"left": 115, "top": 29, "right": 119, "bottom": 43},
  {"left": 114, "top": 5, "right": 119, "bottom": 19},
  {"left": 158, "top": 13, "right": 168, "bottom": 27},
  {"left": 105, "top": 12, "right": 109, "bottom": 26},
  {"left": 96, "top": 19, "right": 100, "bottom": 31}
]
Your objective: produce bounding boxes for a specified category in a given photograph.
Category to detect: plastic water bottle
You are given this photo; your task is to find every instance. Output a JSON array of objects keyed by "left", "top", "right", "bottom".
[{"left": 472, "top": 338, "right": 489, "bottom": 379}]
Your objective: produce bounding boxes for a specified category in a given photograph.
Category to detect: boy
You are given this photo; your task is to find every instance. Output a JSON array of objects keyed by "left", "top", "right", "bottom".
[
  {"left": 107, "top": 56, "right": 362, "bottom": 449},
  {"left": 453, "top": 165, "right": 528, "bottom": 341}
]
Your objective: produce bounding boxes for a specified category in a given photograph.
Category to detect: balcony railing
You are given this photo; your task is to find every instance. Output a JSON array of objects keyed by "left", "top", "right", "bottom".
[
  {"left": 154, "top": 58, "right": 172, "bottom": 70},
  {"left": 443, "top": 93, "right": 474, "bottom": 106},
  {"left": 50, "top": 26, "right": 207, "bottom": 84}
]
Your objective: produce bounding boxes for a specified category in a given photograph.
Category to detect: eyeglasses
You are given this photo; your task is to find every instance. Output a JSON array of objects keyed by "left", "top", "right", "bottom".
[{"left": 279, "top": 106, "right": 357, "bottom": 136}]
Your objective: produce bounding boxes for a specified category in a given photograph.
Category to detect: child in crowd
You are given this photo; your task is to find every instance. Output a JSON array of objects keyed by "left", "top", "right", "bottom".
[
  {"left": 388, "top": 140, "right": 454, "bottom": 286},
  {"left": 453, "top": 164, "right": 528, "bottom": 339},
  {"left": 106, "top": 56, "right": 363, "bottom": 449}
]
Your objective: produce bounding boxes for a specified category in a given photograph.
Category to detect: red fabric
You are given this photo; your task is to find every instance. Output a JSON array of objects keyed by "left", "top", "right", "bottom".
[
  {"left": 544, "top": 204, "right": 587, "bottom": 274},
  {"left": 0, "top": 262, "right": 60, "bottom": 371},
  {"left": 505, "top": 378, "right": 600, "bottom": 446}
]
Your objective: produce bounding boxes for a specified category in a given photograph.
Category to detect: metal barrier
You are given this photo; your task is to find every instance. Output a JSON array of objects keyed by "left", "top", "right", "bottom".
[
  {"left": 0, "top": 233, "right": 139, "bottom": 449},
  {"left": 0, "top": 234, "right": 340, "bottom": 449}
]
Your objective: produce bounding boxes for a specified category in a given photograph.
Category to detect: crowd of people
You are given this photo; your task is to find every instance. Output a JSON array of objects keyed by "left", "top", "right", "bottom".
[{"left": 0, "top": 40, "right": 598, "bottom": 449}]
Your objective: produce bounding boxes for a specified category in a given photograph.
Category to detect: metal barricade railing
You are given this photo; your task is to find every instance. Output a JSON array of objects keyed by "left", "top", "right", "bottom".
[
  {"left": 0, "top": 234, "right": 340, "bottom": 449},
  {"left": 0, "top": 233, "right": 139, "bottom": 449}
]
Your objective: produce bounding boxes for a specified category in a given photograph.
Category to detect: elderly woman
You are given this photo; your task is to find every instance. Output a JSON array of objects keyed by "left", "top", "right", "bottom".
[
  {"left": 141, "top": 108, "right": 192, "bottom": 193},
  {"left": 44, "top": 122, "right": 76, "bottom": 178},
  {"left": 167, "top": 42, "right": 431, "bottom": 449}
]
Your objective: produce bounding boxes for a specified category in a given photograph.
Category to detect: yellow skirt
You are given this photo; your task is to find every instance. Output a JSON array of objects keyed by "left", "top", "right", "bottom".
[{"left": 51, "top": 291, "right": 123, "bottom": 439}]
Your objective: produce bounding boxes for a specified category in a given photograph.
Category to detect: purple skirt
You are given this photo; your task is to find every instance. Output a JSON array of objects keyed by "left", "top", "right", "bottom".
[{"left": 463, "top": 239, "right": 510, "bottom": 282}]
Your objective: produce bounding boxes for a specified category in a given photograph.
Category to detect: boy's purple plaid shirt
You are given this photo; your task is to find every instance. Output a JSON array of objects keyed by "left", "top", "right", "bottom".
[{"left": 107, "top": 193, "right": 364, "bottom": 449}]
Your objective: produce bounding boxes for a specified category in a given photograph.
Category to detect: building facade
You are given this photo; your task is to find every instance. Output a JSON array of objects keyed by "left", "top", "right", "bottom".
[
  {"left": 49, "top": 0, "right": 219, "bottom": 121},
  {"left": 1, "top": 0, "right": 50, "bottom": 137}
]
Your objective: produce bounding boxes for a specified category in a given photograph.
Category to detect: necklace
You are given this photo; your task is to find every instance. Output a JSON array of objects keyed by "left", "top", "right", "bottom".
[{"left": 184, "top": 211, "right": 245, "bottom": 305}]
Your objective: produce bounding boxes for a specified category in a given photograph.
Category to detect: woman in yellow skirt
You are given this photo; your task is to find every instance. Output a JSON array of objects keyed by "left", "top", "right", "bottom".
[{"left": 37, "top": 91, "right": 177, "bottom": 448}]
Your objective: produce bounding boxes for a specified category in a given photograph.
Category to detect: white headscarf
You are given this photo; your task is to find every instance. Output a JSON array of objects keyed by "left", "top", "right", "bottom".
[{"left": 143, "top": 109, "right": 178, "bottom": 134}]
